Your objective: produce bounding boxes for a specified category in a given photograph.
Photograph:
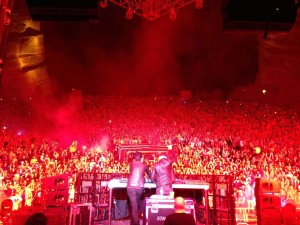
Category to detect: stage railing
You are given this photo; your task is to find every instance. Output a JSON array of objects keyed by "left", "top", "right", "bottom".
[{"left": 75, "top": 173, "right": 235, "bottom": 225}]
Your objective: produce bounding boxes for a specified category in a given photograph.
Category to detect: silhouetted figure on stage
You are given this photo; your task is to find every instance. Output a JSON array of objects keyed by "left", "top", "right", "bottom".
[
  {"left": 151, "top": 154, "right": 175, "bottom": 195},
  {"left": 24, "top": 212, "right": 48, "bottom": 225},
  {"left": 164, "top": 196, "right": 196, "bottom": 225},
  {"left": 127, "top": 152, "right": 151, "bottom": 225}
]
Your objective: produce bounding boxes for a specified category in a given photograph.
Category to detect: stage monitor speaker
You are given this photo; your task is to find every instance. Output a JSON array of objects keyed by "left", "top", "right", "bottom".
[
  {"left": 43, "top": 190, "right": 69, "bottom": 207},
  {"left": 41, "top": 174, "right": 69, "bottom": 191},
  {"left": 256, "top": 194, "right": 281, "bottom": 211},
  {"left": 255, "top": 178, "right": 281, "bottom": 195},
  {"left": 222, "top": 0, "right": 297, "bottom": 31},
  {"left": 257, "top": 208, "right": 282, "bottom": 225},
  {"left": 25, "top": 0, "right": 100, "bottom": 22}
]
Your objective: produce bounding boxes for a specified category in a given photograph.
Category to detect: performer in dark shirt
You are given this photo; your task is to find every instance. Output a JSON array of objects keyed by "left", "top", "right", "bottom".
[
  {"left": 127, "top": 152, "right": 151, "bottom": 225},
  {"left": 164, "top": 197, "right": 196, "bottom": 225},
  {"left": 151, "top": 154, "right": 175, "bottom": 195}
]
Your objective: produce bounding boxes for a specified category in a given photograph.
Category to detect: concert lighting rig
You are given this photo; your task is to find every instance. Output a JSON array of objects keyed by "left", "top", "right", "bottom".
[
  {"left": 99, "top": 0, "right": 204, "bottom": 21},
  {"left": 25, "top": 0, "right": 204, "bottom": 21}
]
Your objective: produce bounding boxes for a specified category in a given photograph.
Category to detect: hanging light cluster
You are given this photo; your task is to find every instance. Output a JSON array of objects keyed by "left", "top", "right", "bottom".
[{"left": 99, "top": 0, "right": 204, "bottom": 21}]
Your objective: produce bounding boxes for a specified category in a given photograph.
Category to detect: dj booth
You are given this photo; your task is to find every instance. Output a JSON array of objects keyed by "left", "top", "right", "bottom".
[
  {"left": 108, "top": 179, "right": 210, "bottom": 225},
  {"left": 145, "top": 197, "right": 196, "bottom": 225}
]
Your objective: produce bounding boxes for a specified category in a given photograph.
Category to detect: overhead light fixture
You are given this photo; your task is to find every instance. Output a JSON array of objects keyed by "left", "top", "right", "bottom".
[
  {"left": 25, "top": 0, "right": 205, "bottom": 22},
  {"left": 126, "top": 7, "right": 133, "bottom": 20},
  {"left": 170, "top": 8, "right": 176, "bottom": 20},
  {"left": 109, "top": 0, "right": 204, "bottom": 21},
  {"left": 195, "top": 0, "right": 203, "bottom": 9},
  {"left": 99, "top": 0, "right": 108, "bottom": 8}
]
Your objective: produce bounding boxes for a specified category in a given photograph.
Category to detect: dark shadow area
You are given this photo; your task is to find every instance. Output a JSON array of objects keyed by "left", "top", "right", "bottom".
[{"left": 40, "top": 2, "right": 258, "bottom": 97}]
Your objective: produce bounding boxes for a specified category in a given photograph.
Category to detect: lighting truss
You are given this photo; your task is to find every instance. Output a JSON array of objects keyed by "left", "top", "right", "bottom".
[{"left": 100, "top": 0, "right": 203, "bottom": 21}]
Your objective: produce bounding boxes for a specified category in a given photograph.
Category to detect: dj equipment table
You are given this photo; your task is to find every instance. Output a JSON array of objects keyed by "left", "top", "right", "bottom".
[{"left": 108, "top": 179, "right": 210, "bottom": 225}]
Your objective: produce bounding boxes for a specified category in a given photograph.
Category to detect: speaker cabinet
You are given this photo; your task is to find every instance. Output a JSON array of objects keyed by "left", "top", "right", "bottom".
[
  {"left": 41, "top": 174, "right": 69, "bottom": 191},
  {"left": 41, "top": 175, "right": 69, "bottom": 207},
  {"left": 25, "top": 0, "right": 99, "bottom": 21},
  {"left": 257, "top": 208, "right": 282, "bottom": 225},
  {"left": 255, "top": 178, "right": 281, "bottom": 195},
  {"left": 43, "top": 190, "right": 69, "bottom": 207},
  {"left": 222, "top": 0, "right": 297, "bottom": 31},
  {"left": 256, "top": 194, "right": 281, "bottom": 211}
]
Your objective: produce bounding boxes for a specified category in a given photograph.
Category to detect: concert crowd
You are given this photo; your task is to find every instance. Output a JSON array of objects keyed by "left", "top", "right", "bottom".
[{"left": 0, "top": 95, "right": 300, "bottom": 210}]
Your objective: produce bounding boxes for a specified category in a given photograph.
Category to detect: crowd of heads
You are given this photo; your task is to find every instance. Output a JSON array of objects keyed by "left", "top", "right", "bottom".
[{"left": 1, "top": 95, "right": 300, "bottom": 208}]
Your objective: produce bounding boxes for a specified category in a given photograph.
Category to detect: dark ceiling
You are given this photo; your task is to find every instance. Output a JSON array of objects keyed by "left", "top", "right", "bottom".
[{"left": 3, "top": 0, "right": 299, "bottom": 100}]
